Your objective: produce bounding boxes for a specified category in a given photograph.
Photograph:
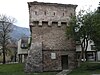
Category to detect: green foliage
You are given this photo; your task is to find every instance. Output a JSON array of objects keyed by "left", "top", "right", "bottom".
[
  {"left": 66, "top": 9, "right": 95, "bottom": 63},
  {"left": 89, "top": 10, "right": 100, "bottom": 50},
  {"left": 66, "top": 9, "right": 94, "bottom": 41},
  {"left": 66, "top": 8, "right": 100, "bottom": 63},
  {"left": 66, "top": 16, "right": 78, "bottom": 40}
]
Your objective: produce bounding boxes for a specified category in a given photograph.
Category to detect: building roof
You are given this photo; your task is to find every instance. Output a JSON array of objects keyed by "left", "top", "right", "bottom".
[{"left": 28, "top": 1, "right": 77, "bottom": 8}]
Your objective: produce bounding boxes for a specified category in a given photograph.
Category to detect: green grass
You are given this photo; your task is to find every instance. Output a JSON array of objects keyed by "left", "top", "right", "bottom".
[
  {"left": 0, "top": 63, "right": 57, "bottom": 75},
  {"left": 1, "top": 62, "right": 100, "bottom": 75},
  {"left": 68, "top": 62, "right": 100, "bottom": 75}
]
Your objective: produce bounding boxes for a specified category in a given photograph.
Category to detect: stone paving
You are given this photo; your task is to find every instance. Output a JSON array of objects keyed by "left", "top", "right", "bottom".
[
  {"left": 56, "top": 70, "right": 72, "bottom": 75},
  {"left": 92, "top": 74, "right": 100, "bottom": 75},
  {"left": 56, "top": 70, "right": 100, "bottom": 75}
]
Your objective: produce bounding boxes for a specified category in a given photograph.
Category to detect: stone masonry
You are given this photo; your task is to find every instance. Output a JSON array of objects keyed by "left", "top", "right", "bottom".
[
  {"left": 25, "top": 1, "right": 77, "bottom": 72},
  {"left": 25, "top": 42, "right": 43, "bottom": 72}
]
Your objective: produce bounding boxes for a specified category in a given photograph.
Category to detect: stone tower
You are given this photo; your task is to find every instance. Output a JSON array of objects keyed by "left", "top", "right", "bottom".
[{"left": 25, "top": 1, "right": 77, "bottom": 72}]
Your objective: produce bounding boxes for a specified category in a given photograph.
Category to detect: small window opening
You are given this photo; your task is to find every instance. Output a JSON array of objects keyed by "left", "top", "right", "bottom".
[
  {"left": 44, "top": 11, "right": 46, "bottom": 15},
  {"left": 89, "top": 40, "right": 92, "bottom": 44},
  {"left": 42, "top": 21, "right": 48, "bottom": 25},
  {"left": 35, "top": 11, "right": 37, "bottom": 15},
  {"left": 63, "top": 13, "right": 64, "bottom": 16},
  {"left": 53, "top": 12, "right": 55, "bottom": 16},
  {"left": 33, "top": 21, "right": 39, "bottom": 25},
  {"left": 70, "top": 13, "right": 73, "bottom": 16},
  {"left": 21, "top": 38, "right": 28, "bottom": 49},
  {"left": 52, "top": 22, "right": 58, "bottom": 25},
  {"left": 61, "top": 22, "right": 67, "bottom": 25},
  {"left": 91, "top": 45, "right": 96, "bottom": 50}
]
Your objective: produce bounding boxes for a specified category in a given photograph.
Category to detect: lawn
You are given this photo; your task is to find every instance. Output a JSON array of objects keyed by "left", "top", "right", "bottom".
[
  {"left": 68, "top": 62, "right": 100, "bottom": 75},
  {"left": 0, "top": 62, "right": 100, "bottom": 75},
  {"left": 0, "top": 63, "right": 57, "bottom": 75}
]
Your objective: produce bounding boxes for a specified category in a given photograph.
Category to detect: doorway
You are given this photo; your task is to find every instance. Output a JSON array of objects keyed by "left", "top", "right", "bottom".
[{"left": 61, "top": 55, "right": 68, "bottom": 69}]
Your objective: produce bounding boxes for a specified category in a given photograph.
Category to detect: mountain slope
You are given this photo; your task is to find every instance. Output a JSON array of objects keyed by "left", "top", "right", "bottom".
[{"left": 10, "top": 25, "right": 30, "bottom": 41}]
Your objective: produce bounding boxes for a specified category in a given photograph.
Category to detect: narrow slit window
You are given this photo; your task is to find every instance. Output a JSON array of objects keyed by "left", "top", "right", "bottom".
[
  {"left": 63, "top": 13, "right": 64, "bottom": 16},
  {"left": 53, "top": 12, "right": 55, "bottom": 16},
  {"left": 44, "top": 11, "right": 46, "bottom": 15},
  {"left": 35, "top": 11, "right": 37, "bottom": 15},
  {"left": 70, "top": 13, "right": 73, "bottom": 16}
]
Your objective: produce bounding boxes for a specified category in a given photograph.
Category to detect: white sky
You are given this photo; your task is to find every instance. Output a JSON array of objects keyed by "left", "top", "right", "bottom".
[{"left": 0, "top": 0, "right": 99, "bottom": 28}]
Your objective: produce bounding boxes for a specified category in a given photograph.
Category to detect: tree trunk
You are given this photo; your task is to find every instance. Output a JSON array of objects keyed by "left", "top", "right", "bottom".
[
  {"left": 83, "top": 38, "right": 86, "bottom": 62},
  {"left": 83, "top": 51, "right": 86, "bottom": 62},
  {"left": 78, "top": 51, "right": 82, "bottom": 67},
  {"left": 2, "top": 45, "right": 6, "bottom": 64},
  {"left": 83, "top": 39, "right": 88, "bottom": 62},
  {"left": 77, "top": 44, "right": 84, "bottom": 67},
  {"left": 15, "top": 52, "right": 16, "bottom": 62},
  {"left": 82, "top": 38, "right": 88, "bottom": 62}
]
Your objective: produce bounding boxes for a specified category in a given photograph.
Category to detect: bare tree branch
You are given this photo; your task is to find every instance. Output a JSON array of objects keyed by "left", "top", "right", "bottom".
[{"left": 0, "top": 14, "right": 16, "bottom": 64}]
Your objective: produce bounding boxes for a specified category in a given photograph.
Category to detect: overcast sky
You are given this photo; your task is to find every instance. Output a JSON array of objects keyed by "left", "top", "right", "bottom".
[{"left": 0, "top": 0, "right": 99, "bottom": 28}]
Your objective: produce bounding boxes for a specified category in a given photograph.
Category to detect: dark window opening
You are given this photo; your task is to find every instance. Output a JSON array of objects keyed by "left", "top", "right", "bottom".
[
  {"left": 35, "top": 11, "right": 37, "bottom": 15},
  {"left": 52, "top": 22, "right": 58, "bottom": 25},
  {"left": 91, "top": 45, "right": 96, "bottom": 50},
  {"left": 33, "top": 21, "right": 39, "bottom": 25},
  {"left": 53, "top": 12, "right": 55, "bottom": 16},
  {"left": 63, "top": 13, "right": 64, "bottom": 16},
  {"left": 76, "top": 41, "right": 81, "bottom": 45},
  {"left": 44, "top": 11, "right": 46, "bottom": 15},
  {"left": 89, "top": 40, "right": 92, "bottom": 44},
  {"left": 42, "top": 21, "right": 48, "bottom": 25},
  {"left": 21, "top": 44, "right": 28, "bottom": 48},
  {"left": 70, "top": 13, "right": 73, "bottom": 16},
  {"left": 87, "top": 52, "right": 95, "bottom": 60},
  {"left": 61, "top": 22, "right": 67, "bottom": 25},
  {"left": 21, "top": 38, "right": 28, "bottom": 49}
]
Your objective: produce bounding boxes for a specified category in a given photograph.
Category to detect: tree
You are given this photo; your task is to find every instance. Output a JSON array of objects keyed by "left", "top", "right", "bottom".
[
  {"left": 66, "top": 9, "right": 95, "bottom": 66},
  {"left": 0, "top": 15, "right": 16, "bottom": 64},
  {"left": 90, "top": 5, "right": 100, "bottom": 51}
]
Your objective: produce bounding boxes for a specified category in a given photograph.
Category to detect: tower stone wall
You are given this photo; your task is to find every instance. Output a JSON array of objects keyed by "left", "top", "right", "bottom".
[{"left": 25, "top": 1, "right": 77, "bottom": 72}]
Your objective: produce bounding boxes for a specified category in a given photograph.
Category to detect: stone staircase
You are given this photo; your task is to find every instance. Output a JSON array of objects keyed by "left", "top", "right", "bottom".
[{"left": 56, "top": 70, "right": 72, "bottom": 75}]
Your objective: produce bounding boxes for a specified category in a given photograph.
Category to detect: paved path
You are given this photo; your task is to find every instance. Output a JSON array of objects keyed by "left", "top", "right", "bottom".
[
  {"left": 92, "top": 74, "right": 100, "bottom": 75},
  {"left": 56, "top": 70, "right": 72, "bottom": 75}
]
